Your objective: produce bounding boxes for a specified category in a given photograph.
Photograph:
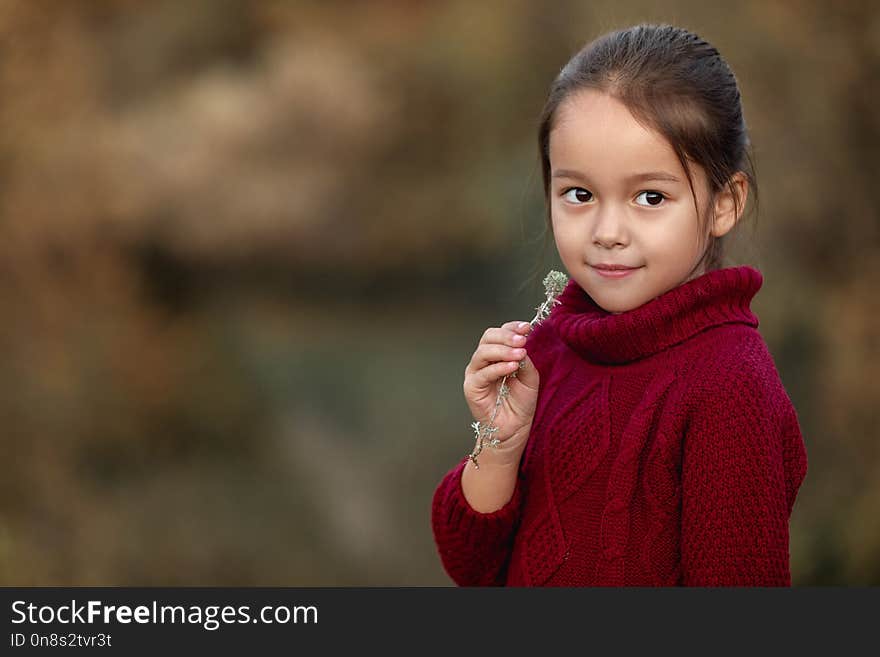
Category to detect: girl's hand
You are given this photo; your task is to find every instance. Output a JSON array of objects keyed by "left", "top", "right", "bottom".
[{"left": 463, "top": 320, "right": 539, "bottom": 459}]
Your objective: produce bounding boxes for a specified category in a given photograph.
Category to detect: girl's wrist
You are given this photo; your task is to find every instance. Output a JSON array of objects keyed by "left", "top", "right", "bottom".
[{"left": 479, "top": 423, "right": 531, "bottom": 468}]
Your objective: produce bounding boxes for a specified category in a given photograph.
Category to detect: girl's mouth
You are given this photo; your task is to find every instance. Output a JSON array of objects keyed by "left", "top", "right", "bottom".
[{"left": 591, "top": 265, "right": 641, "bottom": 279}]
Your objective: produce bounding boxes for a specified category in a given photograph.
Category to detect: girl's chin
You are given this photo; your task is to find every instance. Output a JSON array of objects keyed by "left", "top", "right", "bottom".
[
  {"left": 591, "top": 294, "right": 646, "bottom": 315},
  {"left": 593, "top": 299, "right": 635, "bottom": 314}
]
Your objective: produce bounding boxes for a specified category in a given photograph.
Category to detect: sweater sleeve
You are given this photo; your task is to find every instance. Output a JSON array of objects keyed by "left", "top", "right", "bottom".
[
  {"left": 680, "top": 361, "right": 808, "bottom": 586},
  {"left": 431, "top": 456, "right": 525, "bottom": 586}
]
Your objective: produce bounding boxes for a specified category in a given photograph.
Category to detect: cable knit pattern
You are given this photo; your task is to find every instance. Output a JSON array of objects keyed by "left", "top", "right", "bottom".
[{"left": 431, "top": 265, "right": 809, "bottom": 586}]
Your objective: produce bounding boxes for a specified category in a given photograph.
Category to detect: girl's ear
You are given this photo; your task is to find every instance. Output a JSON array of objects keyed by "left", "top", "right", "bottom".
[{"left": 710, "top": 171, "right": 748, "bottom": 238}]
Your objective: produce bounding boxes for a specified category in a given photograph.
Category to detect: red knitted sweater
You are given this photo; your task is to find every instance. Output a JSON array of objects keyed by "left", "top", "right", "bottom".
[{"left": 431, "top": 266, "right": 808, "bottom": 586}]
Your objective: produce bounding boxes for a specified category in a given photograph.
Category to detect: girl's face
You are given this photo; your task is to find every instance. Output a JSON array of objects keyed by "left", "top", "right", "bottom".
[{"left": 549, "top": 89, "right": 717, "bottom": 314}]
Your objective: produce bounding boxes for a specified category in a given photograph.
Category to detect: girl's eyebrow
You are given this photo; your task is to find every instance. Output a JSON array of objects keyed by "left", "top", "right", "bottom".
[{"left": 552, "top": 169, "right": 681, "bottom": 184}]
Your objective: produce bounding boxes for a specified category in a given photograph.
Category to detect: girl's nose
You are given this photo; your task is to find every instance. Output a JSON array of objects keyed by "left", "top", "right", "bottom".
[{"left": 592, "top": 209, "right": 628, "bottom": 248}]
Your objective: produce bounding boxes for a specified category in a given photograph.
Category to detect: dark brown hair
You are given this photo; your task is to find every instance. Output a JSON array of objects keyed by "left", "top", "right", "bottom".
[{"left": 526, "top": 23, "right": 758, "bottom": 288}]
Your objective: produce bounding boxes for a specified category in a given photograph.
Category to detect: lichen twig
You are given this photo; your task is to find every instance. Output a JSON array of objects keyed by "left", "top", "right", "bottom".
[{"left": 467, "top": 270, "right": 568, "bottom": 469}]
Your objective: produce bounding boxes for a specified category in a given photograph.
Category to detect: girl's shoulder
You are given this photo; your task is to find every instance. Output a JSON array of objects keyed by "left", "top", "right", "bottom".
[
  {"left": 683, "top": 323, "right": 797, "bottom": 423},
  {"left": 695, "top": 321, "right": 776, "bottom": 362},
  {"left": 691, "top": 321, "right": 779, "bottom": 372}
]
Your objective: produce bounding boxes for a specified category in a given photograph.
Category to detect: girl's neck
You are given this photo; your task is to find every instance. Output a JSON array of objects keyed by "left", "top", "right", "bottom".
[{"left": 549, "top": 265, "right": 763, "bottom": 364}]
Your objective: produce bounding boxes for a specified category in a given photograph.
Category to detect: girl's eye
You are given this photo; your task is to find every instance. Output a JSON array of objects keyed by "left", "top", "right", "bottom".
[
  {"left": 561, "top": 187, "right": 593, "bottom": 204},
  {"left": 635, "top": 190, "right": 667, "bottom": 207}
]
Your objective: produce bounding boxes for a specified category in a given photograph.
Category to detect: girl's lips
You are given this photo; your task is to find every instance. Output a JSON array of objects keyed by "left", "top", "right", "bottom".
[{"left": 592, "top": 265, "right": 641, "bottom": 279}]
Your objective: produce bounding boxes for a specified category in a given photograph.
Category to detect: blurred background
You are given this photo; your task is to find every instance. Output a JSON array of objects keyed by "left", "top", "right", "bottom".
[{"left": 0, "top": 0, "right": 877, "bottom": 586}]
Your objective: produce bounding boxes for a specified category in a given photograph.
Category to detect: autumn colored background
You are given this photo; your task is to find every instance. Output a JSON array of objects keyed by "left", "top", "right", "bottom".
[{"left": 0, "top": 1, "right": 877, "bottom": 586}]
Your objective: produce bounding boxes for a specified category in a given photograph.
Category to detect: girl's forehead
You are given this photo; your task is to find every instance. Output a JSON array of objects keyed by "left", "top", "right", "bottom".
[
  {"left": 554, "top": 91, "right": 664, "bottom": 146},
  {"left": 551, "top": 95, "right": 680, "bottom": 176}
]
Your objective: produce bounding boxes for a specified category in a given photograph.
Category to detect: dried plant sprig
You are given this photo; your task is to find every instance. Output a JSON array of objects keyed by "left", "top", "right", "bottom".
[{"left": 467, "top": 270, "right": 568, "bottom": 469}]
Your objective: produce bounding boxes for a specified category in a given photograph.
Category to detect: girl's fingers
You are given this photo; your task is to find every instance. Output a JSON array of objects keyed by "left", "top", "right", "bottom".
[
  {"left": 466, "top": 343, "right": 527, "bottom": 374},
  {"left": 501, "top": 320, "right": 533, "bottom": 335},
  {"left": 469, "top": 360, "right": 520, "bottom": 389},
  {"left": 480, "top": 322, "right": 532, "bottom": 346}
]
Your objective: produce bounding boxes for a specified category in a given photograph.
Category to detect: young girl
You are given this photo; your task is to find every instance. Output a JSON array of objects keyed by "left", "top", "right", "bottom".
[{"left": 431, "top": 23, "right": 808, "bottom": 586}]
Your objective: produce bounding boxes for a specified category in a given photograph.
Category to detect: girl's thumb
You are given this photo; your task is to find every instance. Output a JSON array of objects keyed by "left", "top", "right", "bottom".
[{"left": 515, "top": 354, "right": 539, "bottom": 388}]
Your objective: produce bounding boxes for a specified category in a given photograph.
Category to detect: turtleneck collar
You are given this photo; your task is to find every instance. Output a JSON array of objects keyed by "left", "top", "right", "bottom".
[{"left": 549, "top": 265, "right": 763, "bottom": 365}]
